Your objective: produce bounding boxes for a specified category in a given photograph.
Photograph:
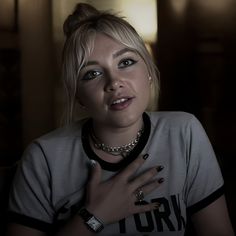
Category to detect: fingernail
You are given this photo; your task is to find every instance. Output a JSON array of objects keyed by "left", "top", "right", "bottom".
[
  {"left": 158, "top": 178, "right": 164, "bottom": 183},
  {"left": 90, "top": 159, "right": 96, "bottom": 167},
  {"left": 143, "top": 154, "right": 149, "bottom": 160},
  {"left": 156, "top": 165, "right": 164, "bottom": 172}
]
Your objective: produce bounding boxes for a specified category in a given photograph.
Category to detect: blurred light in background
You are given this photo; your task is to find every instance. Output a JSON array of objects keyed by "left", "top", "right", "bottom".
[
  {"left": 119, "top": 0, "right": 157, "bottom": 43},
  {"left": 170, "top": 0, "right": 188, "bottom": 17},
  {"left": 53, "top": 0, "right": 157, "bottom": 44},
  {"left": 0, "top": 0, "right": 16, "bottom": 31},
  {"left": 170, "top": 0, "right": 234, "bottom": 19},
  {"left": 196, "top": 0, "right": 233, "bottom": 13}
]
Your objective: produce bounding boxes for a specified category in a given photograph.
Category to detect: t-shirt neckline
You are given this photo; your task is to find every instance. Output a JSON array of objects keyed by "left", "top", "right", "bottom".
[{"left": 81, "top": 112, "right": 151, "bottom": 171}]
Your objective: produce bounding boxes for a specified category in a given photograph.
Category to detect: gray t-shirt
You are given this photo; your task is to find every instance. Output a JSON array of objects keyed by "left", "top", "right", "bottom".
[{"left": 8, "top": 112, "right": 224, "bottom": 235}]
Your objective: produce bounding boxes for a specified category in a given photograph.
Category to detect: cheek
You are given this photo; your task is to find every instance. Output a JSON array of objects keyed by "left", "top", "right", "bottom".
[
  {"left": 138, "top": 75, "right": 150, "bottom": 92},
  {"left": 77, "top": 86, "right": 91, "bottom": 106},
  {"left": 77, "top": 85, "right": 102, "bottom": 108},
  {"left": 135, "top": 65, "right": 150, "bottom": 88},
  {"left": 138, "top": 76, "right": 151, "bottom": 103}
]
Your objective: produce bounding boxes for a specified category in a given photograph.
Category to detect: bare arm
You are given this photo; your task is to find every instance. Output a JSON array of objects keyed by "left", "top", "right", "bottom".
[
  {"left": 7, "top": 154, "right": 163, "bottom": 236},
  {"left": 191, "top": 195, "right": 235, "bottom": 236}
]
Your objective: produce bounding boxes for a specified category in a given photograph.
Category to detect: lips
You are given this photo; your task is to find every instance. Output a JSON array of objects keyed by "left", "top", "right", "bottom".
[{"left": 110, "top": 96, "right": 133, "bottom": 111}]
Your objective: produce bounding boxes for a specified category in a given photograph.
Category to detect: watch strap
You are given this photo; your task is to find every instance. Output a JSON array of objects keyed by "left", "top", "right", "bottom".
[{"left": 78, "top": 208, "right": 104, "bottom": 233}]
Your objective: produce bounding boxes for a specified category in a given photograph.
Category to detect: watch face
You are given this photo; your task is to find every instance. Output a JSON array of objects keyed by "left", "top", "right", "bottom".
[{"left": 87, "top": 216, "right": 103, "bottom": 232}]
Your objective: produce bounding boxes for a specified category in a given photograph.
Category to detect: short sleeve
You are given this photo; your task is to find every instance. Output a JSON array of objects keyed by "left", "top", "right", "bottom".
[
  {"left": 8, "top": 141, "right": 54, "bottom": 231},
  {"left": 184, "top": 115, "right": 224, "bottom": 215}
]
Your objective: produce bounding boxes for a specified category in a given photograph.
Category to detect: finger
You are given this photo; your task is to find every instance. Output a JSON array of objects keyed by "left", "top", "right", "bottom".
[
  {"left": 133, "top": 201, "right": 161, "bottom": 215},
  {"left": 120, "top": 154, "right": 149, "bottom": 180},
  {"left": 88, "top": 160, "right": 102, "bottom": 188},
  {"left": 137, "top": 177, "right": 164, "bottom": 198},
  {"left": 130, "top": 166, "right": 164, "bottom": 191}
]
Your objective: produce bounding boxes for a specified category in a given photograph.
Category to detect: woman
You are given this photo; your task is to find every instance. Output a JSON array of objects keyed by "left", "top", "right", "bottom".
[{"left": 7, "top": 3, "right": 234, "bottom": 236}]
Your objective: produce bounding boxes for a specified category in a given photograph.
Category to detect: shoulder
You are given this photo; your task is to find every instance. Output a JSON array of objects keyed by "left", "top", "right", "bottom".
[
  {"left": 38, "top": 119, "right": 86, "bottom": 141},
  {"left": 148, "top": 111, "right": 198, "bottom": 128},
  {"left": 147, "top": 111, "right": 206, "bottom": 141},
  {"left": 22, "top": 119, "right": 88, "bottom": 163},
  {"left": 33, "top": 118, "right": 88, "bottom": 146}
]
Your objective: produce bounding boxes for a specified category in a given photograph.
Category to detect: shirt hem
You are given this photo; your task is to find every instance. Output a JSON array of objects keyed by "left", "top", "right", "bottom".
[{"left": 8, "top": 211, "right": 52, "bottom": 232}]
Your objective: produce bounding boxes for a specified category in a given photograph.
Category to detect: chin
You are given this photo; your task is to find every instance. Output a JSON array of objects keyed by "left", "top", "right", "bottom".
[{"left": 107, "top": 110, "right": 144, "bottom": 128}]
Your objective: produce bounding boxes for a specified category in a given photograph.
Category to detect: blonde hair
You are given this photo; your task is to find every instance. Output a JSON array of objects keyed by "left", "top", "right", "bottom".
[{"left": 62, "top": 3, "right": 160, "bottom": 124}]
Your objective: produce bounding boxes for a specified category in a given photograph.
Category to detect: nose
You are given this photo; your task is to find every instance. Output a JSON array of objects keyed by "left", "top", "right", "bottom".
[{"left": 105, "top": 77, "right": 124, "bottom": 92}]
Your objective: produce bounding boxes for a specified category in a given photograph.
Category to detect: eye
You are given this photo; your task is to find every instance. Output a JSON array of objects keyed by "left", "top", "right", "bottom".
[
  {"left": 118, "top": 58, "right": 137, "bottom": 68},
  {"left": 81, "top": 70, "right": 102, "bottom": 81}
]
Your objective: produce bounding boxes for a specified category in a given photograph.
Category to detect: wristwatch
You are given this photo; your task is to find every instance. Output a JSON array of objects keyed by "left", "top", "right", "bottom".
[{"left": 78, "top": 208, "right": 104, "bottom": 233}]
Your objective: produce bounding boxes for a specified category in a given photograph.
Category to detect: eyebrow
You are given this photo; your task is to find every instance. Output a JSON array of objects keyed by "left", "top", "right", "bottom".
[
  {"left": 112, "top": 47, "right": 136, "bottom": 58},
  {"left": 82, "top": 48, "right": 136, "bottom": 68}
]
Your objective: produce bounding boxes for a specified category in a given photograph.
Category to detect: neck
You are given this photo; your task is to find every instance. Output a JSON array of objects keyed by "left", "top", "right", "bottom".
[{"left": 91, "top": 117, "right": 143, "bottom": 148}]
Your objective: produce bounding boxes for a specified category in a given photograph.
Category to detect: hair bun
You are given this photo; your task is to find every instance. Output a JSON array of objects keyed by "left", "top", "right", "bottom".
[{"left": 63, "top": 3, "right": 100, "bottom": 37}]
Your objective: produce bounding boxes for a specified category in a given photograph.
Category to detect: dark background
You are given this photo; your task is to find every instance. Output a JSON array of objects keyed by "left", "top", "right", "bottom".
[
  {"left": 156, "top": 0, "right": 236, "bottom": 231},
  {"left": 0, "top": 0, "right": 235, "bottom": 233}
]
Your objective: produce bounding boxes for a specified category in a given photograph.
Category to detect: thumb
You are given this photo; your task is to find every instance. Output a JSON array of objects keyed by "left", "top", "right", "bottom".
[{"left": 88, "top": 160, "right": 102, "bottom": 188}]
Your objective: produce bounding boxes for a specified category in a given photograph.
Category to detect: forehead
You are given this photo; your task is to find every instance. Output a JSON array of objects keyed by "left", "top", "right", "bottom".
[{"left": 88, "top": 33, "right": 136, "bottom": 60}]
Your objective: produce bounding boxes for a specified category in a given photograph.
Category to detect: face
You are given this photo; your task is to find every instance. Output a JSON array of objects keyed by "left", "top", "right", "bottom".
[{"left": 77, "top": 33, "right": 151, "bottom": 129}]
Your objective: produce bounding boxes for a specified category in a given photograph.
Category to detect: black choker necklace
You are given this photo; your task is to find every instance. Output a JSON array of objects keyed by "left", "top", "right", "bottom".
[{"left": 90, "top": 127, "right": 144, "bottom": 158}]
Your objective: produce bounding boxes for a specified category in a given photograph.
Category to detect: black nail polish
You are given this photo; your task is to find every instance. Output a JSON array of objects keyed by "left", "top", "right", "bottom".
[
  {"left": 158, "top": 178, "right": 164, "bottom": 183},
  {"left": 143, "top": 154, "right": 149, "bottom": 160},
  {"left": 156, "top": 165, "right": 164, "bottom": 172}
]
